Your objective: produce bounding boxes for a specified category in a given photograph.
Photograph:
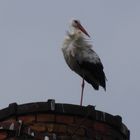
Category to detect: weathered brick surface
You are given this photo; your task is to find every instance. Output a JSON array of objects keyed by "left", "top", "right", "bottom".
[
  {"left": 0, "top": 131, "right": 7, "bottom": 140},
  {"left": 56, "top": 115, "right": 74, "bottom": 124},
  {"left": 37, "top": 114, "right": 55, "bottom": 122},
  {"left": 93, "top": 122, "right": 111, "bottom": 134},
  {"left": 18, "top": 115, "right": 35, "bottom": 124},
  {"left": 1, "top": 118, "right": 16, "bottom": 123},
  {"left": 0, "top": 114, "right": 129, "bottom": 140},
  {"left": 46, "top": 123, "right": 67, "bottom": 133},
  {"left": 0, "top": 101, "right": 130, "bottom": 140},
  {"left": 74, "top": 116, "right": 93, "bottom": 128},
  {"left": 67, "top": 124, "right": 85, "bottom": 136},
  {"left": 46, "top": 123, "right": 54, "bottom": 132},
  {"left": 55, "top": 124, "right": 67, "bottom": 133},
  {"left": 30, "top": 123, "right": 46, "bottom": 132}
]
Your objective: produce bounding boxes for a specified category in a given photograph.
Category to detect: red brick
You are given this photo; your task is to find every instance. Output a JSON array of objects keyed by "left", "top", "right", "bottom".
[
  {"left": 30, "top": 123, "right": 46, "bottom": 132},
  {"left": 1, "top": 118, "right": 16, "bottom": 123},
  {"left": 93, "top": 122, "right": 110, "bottom": 134},
  {"left": 37, "top": 114, "right": 55, "bottom": 122},
  {"left": 0, "top": 131, "right": 7, "bottom": 139},
  {"left": 67, "top": 125, "right": 85, "bottom": 136},
  {"left": 75, "top": 116, "right": 93, "bottom": 128},
  {"left": 46, "top": 123, "right": 67, "bottom": 133},
  {"left": 56, "top": 115, "right": 74, "bottom": 124},
  {"left": 18, "top": 115, "right": 35, "bottom": 124},
  {"left": 54, "top": 124, "right": 67, "bottom": 133},
  {"left": 46, "top": 123, "right": 54, "bottom": 132},
  {"left": 75, "top": 128, "right": 85, "bottom": 136}
]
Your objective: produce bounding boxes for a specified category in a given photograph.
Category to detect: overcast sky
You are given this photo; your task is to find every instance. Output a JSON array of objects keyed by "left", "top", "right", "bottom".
[{"left": 0, "top": 1, "right": 140, "bottom": 139}]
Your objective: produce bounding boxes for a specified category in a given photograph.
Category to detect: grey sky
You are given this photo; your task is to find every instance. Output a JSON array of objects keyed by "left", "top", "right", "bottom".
[{"left": 0, "top": 1, "right": 139, "bottom": 139}]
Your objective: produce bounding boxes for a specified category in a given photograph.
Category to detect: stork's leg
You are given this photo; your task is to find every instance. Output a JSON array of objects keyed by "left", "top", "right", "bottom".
[{"left": 80, "top": 78, "right": 85, "bottom": 106}]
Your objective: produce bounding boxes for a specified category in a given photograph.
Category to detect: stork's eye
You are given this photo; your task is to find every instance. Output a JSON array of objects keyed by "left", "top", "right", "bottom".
[
  {"left": 72, "top": 20, "right": 79, "bottom": 27},
  {"left": 72, "top": 19, "right": 80, "bottom": 27},
  {"left": 74, "top": 20, "right": 78, "bottom": 24}
]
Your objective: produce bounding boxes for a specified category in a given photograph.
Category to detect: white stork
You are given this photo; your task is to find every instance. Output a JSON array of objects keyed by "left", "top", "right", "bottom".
[{"left": 62, "top": 19, "right": 106, "bottom": 105}]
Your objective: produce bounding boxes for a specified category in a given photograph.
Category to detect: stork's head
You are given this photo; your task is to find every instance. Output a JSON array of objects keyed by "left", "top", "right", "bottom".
[{"left": 71, "top": 19, "right": 90, "bottom": 37}]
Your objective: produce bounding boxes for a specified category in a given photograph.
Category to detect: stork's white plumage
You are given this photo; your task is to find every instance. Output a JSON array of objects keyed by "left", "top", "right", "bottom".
[{"left": 62, "top": 19, "right": 106, "bottom": 105}]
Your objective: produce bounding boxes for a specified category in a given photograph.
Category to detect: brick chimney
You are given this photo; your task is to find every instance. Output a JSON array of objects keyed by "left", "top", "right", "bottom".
[{"left": 0, "top": 99, "right": 130, "bottom": 140}]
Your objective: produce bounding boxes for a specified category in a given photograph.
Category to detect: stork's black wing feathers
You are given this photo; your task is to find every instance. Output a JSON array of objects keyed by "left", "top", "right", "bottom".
[{"left": 77, "top": 60, "right": 106, "bottom": 90}]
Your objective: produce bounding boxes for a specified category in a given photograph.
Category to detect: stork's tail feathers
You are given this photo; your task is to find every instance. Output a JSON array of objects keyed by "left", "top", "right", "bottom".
[
  {"left": 91, "top": 81, "right": 106, "bottom": 91},
  {"left": 91, "top": 83, "right": 99, "bottom": 90}
]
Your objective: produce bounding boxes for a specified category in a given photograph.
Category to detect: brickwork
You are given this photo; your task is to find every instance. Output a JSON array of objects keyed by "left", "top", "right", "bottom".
[{"left": 0, "top": 100, "right": 130, "bottom": 140}]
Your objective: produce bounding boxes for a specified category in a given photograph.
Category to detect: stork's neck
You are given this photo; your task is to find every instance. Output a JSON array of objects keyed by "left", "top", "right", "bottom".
[{"left": 67, "top": 28, "right": 84, "bottom": 43}]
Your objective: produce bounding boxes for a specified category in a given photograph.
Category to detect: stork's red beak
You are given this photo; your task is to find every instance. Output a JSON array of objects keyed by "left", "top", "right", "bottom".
[{"left": 77, "top": 22, "right": 90, "bottom": 37}]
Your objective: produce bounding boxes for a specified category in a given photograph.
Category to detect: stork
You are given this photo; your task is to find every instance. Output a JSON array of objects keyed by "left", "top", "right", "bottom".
[{"left": 62, "top": 19, "right": 106, "bottom": 106}]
